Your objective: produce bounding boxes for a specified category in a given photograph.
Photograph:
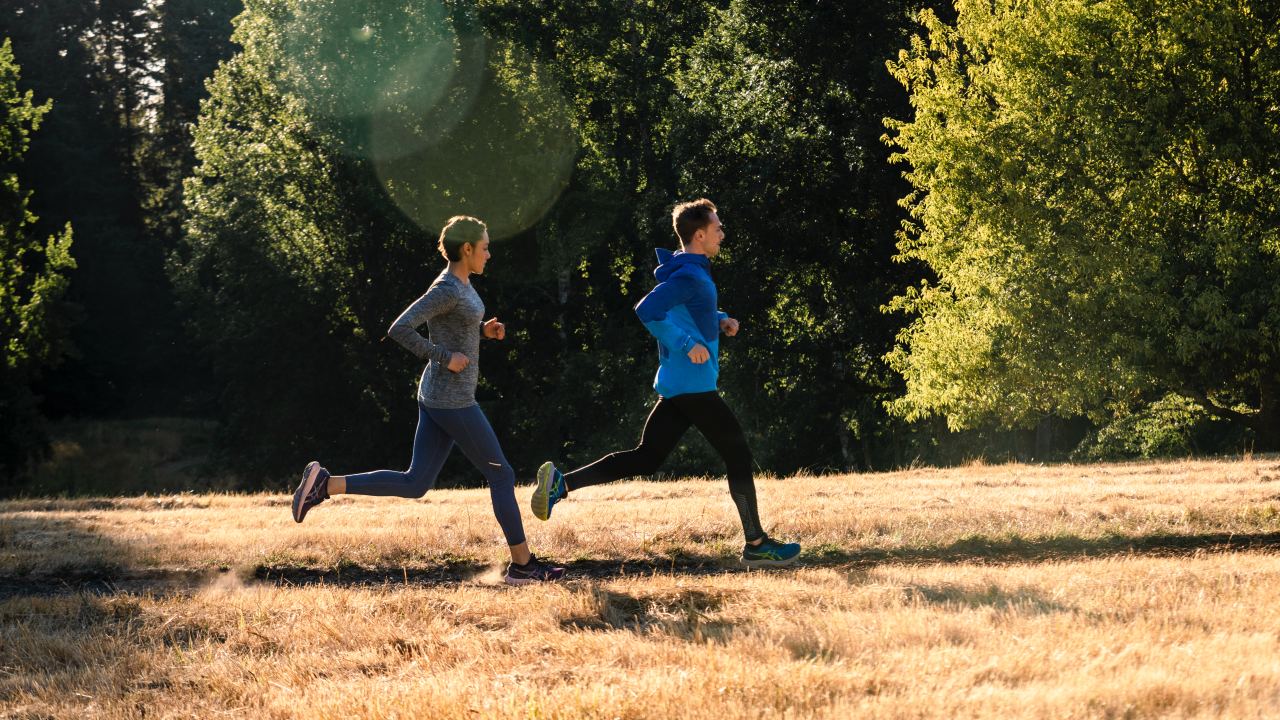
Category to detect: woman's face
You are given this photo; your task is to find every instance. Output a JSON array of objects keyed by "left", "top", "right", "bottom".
[{"left": 464, "top": 232, "right": 491, "bottom": 275}]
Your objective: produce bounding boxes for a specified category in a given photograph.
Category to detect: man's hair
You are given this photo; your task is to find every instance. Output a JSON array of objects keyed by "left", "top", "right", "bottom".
[
  {"left": 671, "top": 198, "right": 718, "bottom": 246},
  {"left": 438, "top": 216, "right": 487, "bottom": 261}
]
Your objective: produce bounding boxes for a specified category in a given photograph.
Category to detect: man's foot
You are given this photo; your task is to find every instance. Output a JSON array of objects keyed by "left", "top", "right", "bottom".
[
  {"left": 504, "top": 555, "right": 566, "bottom": 586},
  {"left": 292, "top": 461, "right": 330, "bottom": 523},
  {"left": 531, "top": 461, "right": 567, "bottom": 521},
  {"left": 741, "top": 535, "right": 801, "bottom": 568}
]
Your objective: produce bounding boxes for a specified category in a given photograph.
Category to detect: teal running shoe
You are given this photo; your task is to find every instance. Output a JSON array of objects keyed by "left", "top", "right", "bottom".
[
  {"left": 741, "top": 535, "right": 801, "bottom": 568},
  {"left": 532, "top": 461, "right": 567, "bottom": 521}
]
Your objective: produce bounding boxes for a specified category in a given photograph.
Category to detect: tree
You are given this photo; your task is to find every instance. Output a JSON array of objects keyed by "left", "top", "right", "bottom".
[
  {"left": 0, "top": 38, "right": 75, "bottom": 478},
  {"left": 178, "top": 0, "right": 586, "bottom": 478},
  {"left": 884, "top": 0, "right": 1280, "bottom": 448},
  {"left": 2, "top": 1, "right": 241, "bottom": 419},
  {"left": 667, "top": 0, "right": 939, "bottom": 471},
  {"left": 475, "top": 0, "right": 726, "bottom": 475}
]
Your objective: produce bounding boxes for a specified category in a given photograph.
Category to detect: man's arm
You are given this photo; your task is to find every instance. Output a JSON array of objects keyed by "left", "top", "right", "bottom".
[{"left": 634, "top": 275, "right": 697, "bottom": 354}]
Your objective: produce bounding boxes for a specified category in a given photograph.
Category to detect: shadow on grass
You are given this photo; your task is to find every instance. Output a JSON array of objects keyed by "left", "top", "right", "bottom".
[
  {"left": 902, "top": 582, "right": 1075, "bottom": 615},
  {"left": 559, "top": 587, "right": 734, "bottom": 642},
  {"left": 4, "top": 529, "right": 1280, "bottom": 599},
  {"left": 255, "top": 530, "right": 1280, "bottom": 588},
  {"left": 0, "top": 511, "right": 139, "bottom": 597}
]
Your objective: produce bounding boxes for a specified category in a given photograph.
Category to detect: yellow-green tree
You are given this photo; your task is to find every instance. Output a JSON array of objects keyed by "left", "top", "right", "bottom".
[
  {"left": 0, "top": 39, "right": 75, "bottom": 477},
  {"left": 884, "top": 0, "right": 1280, "bottom": 448}
]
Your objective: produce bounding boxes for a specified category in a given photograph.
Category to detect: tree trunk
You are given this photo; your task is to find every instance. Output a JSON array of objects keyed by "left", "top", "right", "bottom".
[
  {"left": 1251, "top": 377, "right": 1280, "bottom": 452},
  {"left": 1034, "top": 416, "right": 1055, "bottom": 461},
  {"left": 837, "top": 420, "right": 853, "bottom": 471}
]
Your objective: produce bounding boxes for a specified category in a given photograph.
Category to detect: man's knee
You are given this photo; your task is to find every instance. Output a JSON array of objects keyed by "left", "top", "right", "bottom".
[
  {"left": 724, "top": 446, "right": 753, "bottom": 477},
  {"left": 620, "top": 446, "right": 664, "bottom": 475}
]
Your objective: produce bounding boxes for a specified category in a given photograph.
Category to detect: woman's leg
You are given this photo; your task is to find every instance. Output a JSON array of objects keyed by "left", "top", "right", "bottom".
[
  {"left": 425, "top": 405, "right": 528, "bottom": 558},
  {"left": 339, "top": 405, "right": 453, "bottom": 498},
  {"left": 563, "top": 397, "right": 690, "bottom": 492}
]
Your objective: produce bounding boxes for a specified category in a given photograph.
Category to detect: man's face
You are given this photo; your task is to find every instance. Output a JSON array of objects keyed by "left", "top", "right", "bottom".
[{"left": 697, "top": 212, "right": 724, "bottom": 258}]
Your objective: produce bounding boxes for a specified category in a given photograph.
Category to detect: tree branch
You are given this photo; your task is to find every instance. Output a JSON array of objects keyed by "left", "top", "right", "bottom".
[{"left": 1181, "top": 388, "right": 1257, "bottom": 426}]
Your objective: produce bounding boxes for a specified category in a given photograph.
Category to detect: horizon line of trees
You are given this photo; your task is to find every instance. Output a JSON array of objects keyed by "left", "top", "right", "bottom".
[{"left": 2, "top": 0, "right": 1275, "bottom": 494}]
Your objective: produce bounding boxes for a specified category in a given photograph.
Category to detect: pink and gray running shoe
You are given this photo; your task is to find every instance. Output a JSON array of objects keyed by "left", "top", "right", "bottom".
[
  {"left": 292, "top": 460, "right": 330, "bottom": 523},
  {"left": 503, "top": 555, "right": 566, "bottom": 586}
]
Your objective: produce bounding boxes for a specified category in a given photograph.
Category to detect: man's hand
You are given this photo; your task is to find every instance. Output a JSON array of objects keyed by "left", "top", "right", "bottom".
[
  {"left": 687, "top": 343, "right": 710, "bottom": 364},
  {"left": 720, "top": 317, "right": 740, "bottom": 337},
  {"left": 483, "top": 317, "right": 506, "bottom": 340},
  {"left": 446, "top": 352, "right": 471, "bottom": 373}
]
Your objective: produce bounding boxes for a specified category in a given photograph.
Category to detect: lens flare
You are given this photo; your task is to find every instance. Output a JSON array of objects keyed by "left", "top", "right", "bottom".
[
  {"left": 372, "top": 38, "right": 578, "bottom": 240},
  {"left": 368, "top": 33, "right": 486, "bottom": 163},
  {"left": 279, "top": 0, "right": 455, "bottom": 122},
  {"left": 278, "top": 2, "right": 578, "bottom": 240}
]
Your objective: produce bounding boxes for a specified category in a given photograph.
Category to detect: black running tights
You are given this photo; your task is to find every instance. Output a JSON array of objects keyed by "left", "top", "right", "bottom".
[{"left": 564, "top": 391, "right": 765, "bottom": 542}]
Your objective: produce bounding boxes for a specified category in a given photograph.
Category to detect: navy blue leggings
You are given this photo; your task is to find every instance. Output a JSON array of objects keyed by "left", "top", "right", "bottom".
[{"left": 344, "top": 404, "right": 525, "bottom": 547}]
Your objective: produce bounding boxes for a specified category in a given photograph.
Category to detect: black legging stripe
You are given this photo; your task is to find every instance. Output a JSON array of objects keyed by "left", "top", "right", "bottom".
[{"left": 564, "top": 391, "right": 765, "bottom": 542}]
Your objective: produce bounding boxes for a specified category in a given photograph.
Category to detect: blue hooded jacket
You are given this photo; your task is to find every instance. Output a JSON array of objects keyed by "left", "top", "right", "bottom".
[{"left": 634, "top": 248, "right": 729, "bottom": 398}]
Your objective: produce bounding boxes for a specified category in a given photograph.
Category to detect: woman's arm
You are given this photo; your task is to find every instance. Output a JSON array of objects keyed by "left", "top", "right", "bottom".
[{"left": 386, "top": 283, "right": 458, "bottom": 365}]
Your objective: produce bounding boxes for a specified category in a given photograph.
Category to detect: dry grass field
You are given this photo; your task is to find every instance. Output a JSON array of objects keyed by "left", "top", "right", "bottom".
[{"left": 3, "top": 456, "right": 1280, "bottom": 718}]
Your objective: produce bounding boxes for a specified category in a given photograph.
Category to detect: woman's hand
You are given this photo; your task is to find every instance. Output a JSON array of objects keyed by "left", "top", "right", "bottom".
[
  {"left": 483, "top": 317, "right": 506, "bottom": 340},
  {"left": 446, "top": 352, "right": 471, "bottom": 373}
]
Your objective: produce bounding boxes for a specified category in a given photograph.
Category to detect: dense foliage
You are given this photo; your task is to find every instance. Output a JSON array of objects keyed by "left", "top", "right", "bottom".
[
  {"left": 0, "top": 38, "right": 74, "bottom": 480},
  {"left": 885, "top": 0, "right": 1280, "bottom": 448},
  {"left": 2, "top": 0, "right": 1274, "bottom": 492}
]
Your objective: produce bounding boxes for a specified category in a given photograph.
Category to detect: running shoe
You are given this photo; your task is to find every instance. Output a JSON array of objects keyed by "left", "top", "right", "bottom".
[
  {"left": 292, "top": 460, "right": 330, "bottom": 523},
  {"left": 531, "top": 461, "right": 567, "bottom": 521},
  {"left": 504, "top": 555, "right": 566, "bottom": 586},
  {"left": 741, "top": 535, "right": 801, "bottom": 568}
]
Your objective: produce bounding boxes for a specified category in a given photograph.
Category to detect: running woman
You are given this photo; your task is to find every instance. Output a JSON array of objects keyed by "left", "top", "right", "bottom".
[
  {"left": 293, "top": 216, "right": 564, "bottom": 586},
  {"left": 531, "top": 199, "right": 801, "bottom": 568}
]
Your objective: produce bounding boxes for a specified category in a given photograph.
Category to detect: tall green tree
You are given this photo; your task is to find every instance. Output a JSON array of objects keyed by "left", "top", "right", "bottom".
[
  {"left": 665, "top": 0, "right": 943, "bottom": 471},
  {"left": 2, "top": 1, "right": 240, "bottom": 418},
  {"left": 884, "top": 0, "right": 1280, "bottom": 448},
  {"left": 136, "top": 0, "right": 243, "bottom": 412},
  {"left": 475, "top": 0, "right": 724, "bottom": 474},
  {"left": 0, "top": 38, "right": 75, "bottom": 479},
  {"left": 178, "top": 0, "right": 584, "bottom": 478}
]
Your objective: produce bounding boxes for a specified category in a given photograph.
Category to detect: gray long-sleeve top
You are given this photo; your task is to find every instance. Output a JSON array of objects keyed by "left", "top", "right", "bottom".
[{"left": 387, "top": 270, "right": 485, "bottom": 409}]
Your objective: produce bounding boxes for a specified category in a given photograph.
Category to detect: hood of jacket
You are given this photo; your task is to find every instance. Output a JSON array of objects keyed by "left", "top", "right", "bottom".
[{"left": 654, "top": 247, "right": 711, "bottom": 282}]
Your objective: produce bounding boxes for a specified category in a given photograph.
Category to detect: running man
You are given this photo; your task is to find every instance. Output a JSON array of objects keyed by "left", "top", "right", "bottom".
[
  {"left": 532, "top": 199, "right": 801, "bottom": 567},
  {"left": 293, "top": 216, "right": 564, "bottom": 586}
]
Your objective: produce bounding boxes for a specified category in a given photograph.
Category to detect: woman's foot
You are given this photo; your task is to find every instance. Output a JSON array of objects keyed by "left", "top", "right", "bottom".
[
  {"left": 292, "top": 461, "right": 330, "bottom": 523},
  {"left": 503, "top": 554, "right": 566, "bottom": 585}
]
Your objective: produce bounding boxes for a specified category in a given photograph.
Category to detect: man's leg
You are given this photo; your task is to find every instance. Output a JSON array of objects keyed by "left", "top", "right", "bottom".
[
  {"left": 672, "top": 392, "right": 765, "bottom": 543},
  {"left": 563, "top": 397, "right": 691, "bottom": 491}
]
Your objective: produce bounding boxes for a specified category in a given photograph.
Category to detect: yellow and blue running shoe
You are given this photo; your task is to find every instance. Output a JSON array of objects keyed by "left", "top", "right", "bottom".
[{"left": 532, "top": 461, "right": 567, "bottom": 521}]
